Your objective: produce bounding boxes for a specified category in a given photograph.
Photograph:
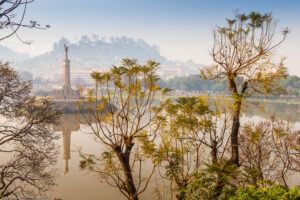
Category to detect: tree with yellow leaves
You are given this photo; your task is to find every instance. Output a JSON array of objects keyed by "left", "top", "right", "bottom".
[
  {"left": 151, "top": 96, "right": 232, "bottom": 200},
  {"left": 78, "top": 59, "right": 169, "bottom": 200}
]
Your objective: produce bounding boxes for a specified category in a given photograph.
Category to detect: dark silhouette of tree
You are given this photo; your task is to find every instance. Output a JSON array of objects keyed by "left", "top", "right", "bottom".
[
  {"left": 0, "top": 1, "right": 57, "bottom": 198},
  {"left": 0, "top": 0, "right": 49, "bottom": 43},
  {"left": 0, "top": 63, "right": 60, "bottom": 198}
]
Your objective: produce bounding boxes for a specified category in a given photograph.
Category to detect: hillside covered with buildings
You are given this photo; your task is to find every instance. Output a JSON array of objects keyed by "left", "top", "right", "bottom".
[{"left": 0, "top": 35, "right": 202, "bottom": 85}]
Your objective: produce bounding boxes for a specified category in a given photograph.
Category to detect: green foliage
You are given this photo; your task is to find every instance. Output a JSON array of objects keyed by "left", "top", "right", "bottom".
[
  {"left": 159, "top": 74, "right": 300, "bottom": 96},
  {"left": 229, "top": 185, "right": 300, "bottom": 200},
  {"left": 181, "top": 162, "right": 238, "bottom": 200},
  {"left": 183, "top": 167, "right": 300, "bottom": 200},
  {"left": 158, "top": 74, "right": 228, "bottom": 93},
  {"left": 279, "top": 75, "right": 300, "bottom": 95},
  {"left": 151, "top": 95, "right": 236, "bottom": 199},
  {"left": 137, "top": 130, "right": 157, "bottom": 158},
  {"left": 79, "top": 155, "right": 95, "bottom": 170},
  {"left": 150, "top": 96, "right": 216, "bottom": 199}
]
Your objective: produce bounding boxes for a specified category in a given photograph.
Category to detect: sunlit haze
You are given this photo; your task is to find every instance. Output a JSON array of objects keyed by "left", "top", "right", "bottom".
[
  {"left": 1, "top": 1, "right": 300, "bottom": 200},
  {"left": 1, "top": 0, "right": 300, "bottom": 75}
]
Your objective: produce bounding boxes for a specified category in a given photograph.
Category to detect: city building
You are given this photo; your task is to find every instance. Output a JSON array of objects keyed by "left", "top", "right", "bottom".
[{"left": 157, "top": 65, "right": 183, "bottom": 79}]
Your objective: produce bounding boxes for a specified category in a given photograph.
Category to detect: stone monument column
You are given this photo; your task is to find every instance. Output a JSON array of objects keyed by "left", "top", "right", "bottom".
[
  {"left": 53, "top": 44, "right": 80, "bottom": 99},
  {"left": 63, "top": 44, "right": 71, "bottom": 89}
]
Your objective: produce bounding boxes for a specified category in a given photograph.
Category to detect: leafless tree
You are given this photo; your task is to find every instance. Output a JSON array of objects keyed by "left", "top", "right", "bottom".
[
  {"left": 0, "top": 63, "right": 60, "bottom": 198},
  {"left": 0, "top": 0, "right": 49, "bottom": 43},
  {"left": 239, "top": 117, "right": 300, "bottom": 188}
]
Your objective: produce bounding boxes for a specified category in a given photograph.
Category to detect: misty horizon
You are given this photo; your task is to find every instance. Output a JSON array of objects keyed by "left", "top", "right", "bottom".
[{"left": 0, "top": 0, "right": 299, "bottom": 75}]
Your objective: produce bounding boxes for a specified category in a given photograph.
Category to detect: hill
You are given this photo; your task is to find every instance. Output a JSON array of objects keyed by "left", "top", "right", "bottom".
[
  {"left": 9, "top": 35, "right": 203, "bottom": 78},
  {"left": 0, "top": 45, "right": 29, "bottom": 62}
]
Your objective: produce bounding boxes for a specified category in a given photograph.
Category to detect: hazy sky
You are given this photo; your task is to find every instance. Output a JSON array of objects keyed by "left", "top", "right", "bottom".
[{"left": 2, "top": 0, "right": 300, "bottom": 75}]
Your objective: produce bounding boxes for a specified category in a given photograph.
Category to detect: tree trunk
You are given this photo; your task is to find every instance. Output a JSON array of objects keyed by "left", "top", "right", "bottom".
[
  {"left": 210, "top": 139, "right": 218, "bottom": 163},
  {"left": 231, "top": 101, "right": 241, "bottom": 166},
  {"left": 176, "top": 194, "right": 184, "bottom": 200},
  {"left": 211, "top": 77, "right": 243, "bottom": 199},
  {"left": 116, "top": 145, "right": 138, "bottom": 200},
  {"left": 213, "top": 179, "right": 226, "bottom": 199},
  {"left": 228, "top": 77, "right": 241, "bottom": 166},
  {"left": 175, "top": 181, "right": 187, "bottom": 200}
]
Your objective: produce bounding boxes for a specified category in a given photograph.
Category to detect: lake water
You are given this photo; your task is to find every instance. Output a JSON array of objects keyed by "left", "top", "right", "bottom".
[{"left": 44, "top": 101, "right": 300, "bottom": 200}]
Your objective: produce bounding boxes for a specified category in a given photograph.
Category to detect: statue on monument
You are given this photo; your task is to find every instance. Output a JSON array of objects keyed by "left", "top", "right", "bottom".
[{"left": 64, "top": 44, "right": 69, "bottom": 60}]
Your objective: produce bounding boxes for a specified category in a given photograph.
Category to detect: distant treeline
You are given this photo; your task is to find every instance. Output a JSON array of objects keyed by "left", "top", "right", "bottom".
[
  {"left": 158, "top": 74, "right": 228, "bottom": 93},
  {"left": 158, "top": 74, "right": 300, "bottom": 96}
]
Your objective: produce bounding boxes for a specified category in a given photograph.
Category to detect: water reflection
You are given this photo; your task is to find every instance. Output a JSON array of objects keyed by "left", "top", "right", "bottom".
[
  {"left": 49, "top": 114, "right": 125, "bottom": 200},
  {"left": 54, "top": 114, "right": 80, "bottom": 174},
  {"left": 63, "top": 132, "right": 71, "bottom": 174},
  {"left": 0, "top": 114, "right": 60, "bottom": 198},
  {"left": 48, "top": 102, "right": 300, "bottom": 199},
  {"left": 245, "top": 101, "right": 300, "bottom": 122}
]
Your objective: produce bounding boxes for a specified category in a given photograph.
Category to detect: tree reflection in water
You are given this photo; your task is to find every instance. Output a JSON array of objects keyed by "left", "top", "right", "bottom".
[
  {"left": 0, "top": 100, "right": 60, "bottom": 198},
  {"left": 245, "top": 101, "right": 300, "bottom": 123},
  {"left": 0, "top": 65, "right": 61, "bottom": 198}
]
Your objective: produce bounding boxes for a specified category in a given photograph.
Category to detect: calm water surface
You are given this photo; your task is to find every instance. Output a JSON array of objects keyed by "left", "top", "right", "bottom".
[{"left": 46, "top": 101, "right": 300, "bottom": 200}]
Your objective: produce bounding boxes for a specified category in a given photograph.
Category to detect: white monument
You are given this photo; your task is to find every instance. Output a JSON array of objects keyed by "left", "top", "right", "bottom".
[{"left": 53, "top": 44, "right": 80, "bottom": 100}]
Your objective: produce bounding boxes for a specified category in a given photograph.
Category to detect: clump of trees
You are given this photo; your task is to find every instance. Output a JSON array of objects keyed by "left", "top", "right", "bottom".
[
  {"left": 152, "top": 96, "right": 299, "bottom": 199},
  {"left": 148, "top": 96, "right": 234, "bottom": 199},
  {"left": 158, "top": 75, "right": 228, "bottom": 93},
  {"left": 279, "top": 75, "right": 300, "bottom": 96},
  {"left": 78, "top": 12, "right": 300, "bottom": 200},
  {"left": 184, "top": 183, "right": 300, "bottom": 200},
  {"left": 239, "top": 117, "right": 300, "bottom": 187},
  {"left": 159, "top": 74, "right": 300, "bottom": 96},
  {"left": 80, "top": 61, "right": 300, "bottom": 200},
  {"left": 229, "top": 185, "right": 300, "bottom": 200}
]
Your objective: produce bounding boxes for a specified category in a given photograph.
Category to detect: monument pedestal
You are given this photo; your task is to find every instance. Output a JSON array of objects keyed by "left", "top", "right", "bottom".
[{"left": 53, "top": 88, "right": 80, "bottom": 100}]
